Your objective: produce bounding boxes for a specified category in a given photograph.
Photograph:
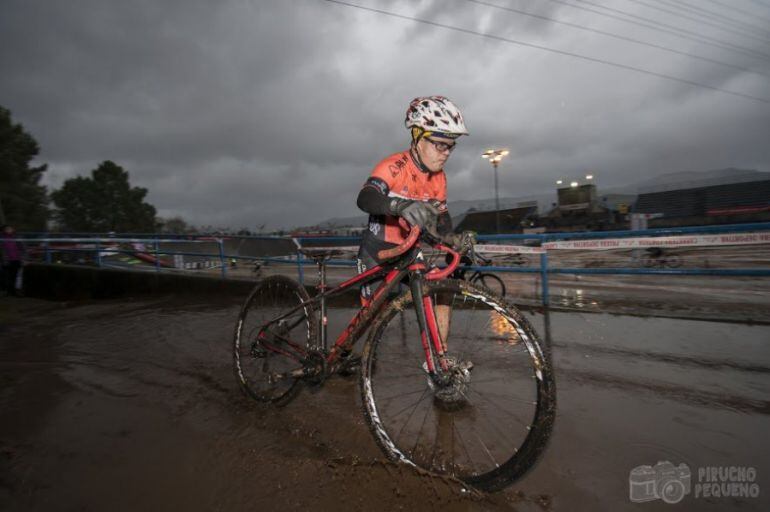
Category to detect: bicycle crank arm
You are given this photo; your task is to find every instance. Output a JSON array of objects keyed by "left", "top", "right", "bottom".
[{"left": 267, "top": 367, "right": 307, "bottom": 384}]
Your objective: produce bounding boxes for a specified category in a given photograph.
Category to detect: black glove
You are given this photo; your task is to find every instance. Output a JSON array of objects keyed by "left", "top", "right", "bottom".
[{"left": 390, "top": 199, "right": 439, "bottom": 230}]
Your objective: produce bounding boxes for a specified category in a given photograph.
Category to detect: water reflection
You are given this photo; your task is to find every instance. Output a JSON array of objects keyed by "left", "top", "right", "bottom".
[
  {"left": 490, "top": 310, "right": 520, "bottom": 346},
  {"left": 557, "top": 288, "right": 590, "bottom": 308}
]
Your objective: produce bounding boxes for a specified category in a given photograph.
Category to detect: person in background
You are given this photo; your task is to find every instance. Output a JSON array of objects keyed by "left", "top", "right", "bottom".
[{"left": 1, "top": 225, "right": 26, "bottom": 297}]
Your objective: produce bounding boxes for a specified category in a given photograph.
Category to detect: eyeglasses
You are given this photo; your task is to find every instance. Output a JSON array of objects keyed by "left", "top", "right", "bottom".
[{"left": 425, "top": 138, "right": 457, "bottom": 153}]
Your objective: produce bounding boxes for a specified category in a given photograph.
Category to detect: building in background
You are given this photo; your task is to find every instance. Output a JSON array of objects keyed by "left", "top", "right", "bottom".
[
  {"left": 453, "top": 205, "right": 539, "bottom": 235},
  {"left": 633, "top": 180, "right": 770, "bottom": 228}
]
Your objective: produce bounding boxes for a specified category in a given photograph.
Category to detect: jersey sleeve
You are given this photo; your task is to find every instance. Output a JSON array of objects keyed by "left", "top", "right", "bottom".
[
  {"left": 358, "top": 155, "right": 401, "bottom": 216},
  {"left": 357, "top": 181, "right": 392, "bottom": 215},
  {"left": 367, "top": 156, "right": 403, "bottom": 193}
]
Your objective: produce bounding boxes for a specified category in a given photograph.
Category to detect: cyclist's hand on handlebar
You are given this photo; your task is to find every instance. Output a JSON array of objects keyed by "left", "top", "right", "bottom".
[{"left": 391, "top": 199, "right": 439, "bottom": 230}]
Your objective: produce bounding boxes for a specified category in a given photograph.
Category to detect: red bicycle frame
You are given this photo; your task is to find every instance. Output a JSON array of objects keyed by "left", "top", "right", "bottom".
[{"left": 257, "top": 225, "right": 462, "bottom": 379}]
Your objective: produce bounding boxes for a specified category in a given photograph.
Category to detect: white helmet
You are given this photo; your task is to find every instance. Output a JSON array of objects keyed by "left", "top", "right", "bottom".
[{"left": 405, "top": 96, "right": 469, "bottom": 138}]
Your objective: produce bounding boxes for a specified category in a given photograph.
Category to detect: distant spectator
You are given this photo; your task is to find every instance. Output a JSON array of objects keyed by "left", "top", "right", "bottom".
[{"left": 1, "top": 225, "right": 26, "bottom": 297}]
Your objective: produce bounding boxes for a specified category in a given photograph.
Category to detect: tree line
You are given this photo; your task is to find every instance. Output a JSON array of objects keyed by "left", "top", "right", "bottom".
[{"left": 1, "top": 105, "right": 198, "bottom": 234}]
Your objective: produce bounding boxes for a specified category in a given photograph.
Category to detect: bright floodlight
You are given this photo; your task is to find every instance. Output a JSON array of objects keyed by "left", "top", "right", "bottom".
[
  {"left": 481, "top": 149, "right": 509, "bottom": 162},
  {"left": 480, "top": 148, "right": 510, "bottom": 234},
  {"left": 556, "top": 180, "right": 563, "bottom": 185},
  {"left": 570, "top": 181, "right": 579, "bottom": 187},
  {"left": 586, "top": 174, "right": 594, "bottom": 180}
]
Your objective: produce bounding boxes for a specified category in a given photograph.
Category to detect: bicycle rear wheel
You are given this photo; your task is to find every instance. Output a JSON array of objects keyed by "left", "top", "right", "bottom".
[
  {"left": 665, "top": 254, "right": 683, "bottom": 268},
  {"left": 360, "top": 279, "right": 555, "bottom": 491},
  {"left": 234, "top": 275, "right": 317, "bottom": 404},
  {"left": 641, "top": 256, "right": 658, "bottom": 268},
  {"left": 472, "top": 272, "right": 506, "bottom": 298}
]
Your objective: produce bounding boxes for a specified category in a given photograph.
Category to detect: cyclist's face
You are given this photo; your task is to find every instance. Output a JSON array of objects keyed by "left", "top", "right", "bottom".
[{"left": 416, "top": 136, "right": 456, "bottom": 173}]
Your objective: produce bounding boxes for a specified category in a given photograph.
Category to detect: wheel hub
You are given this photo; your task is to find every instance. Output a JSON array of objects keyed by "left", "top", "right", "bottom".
[{"left": 425, "top": 357, "right": 474, "bottom": 406}]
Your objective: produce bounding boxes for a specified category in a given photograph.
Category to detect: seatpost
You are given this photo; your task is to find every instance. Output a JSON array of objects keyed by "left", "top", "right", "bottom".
[{"left": 317, "top": 257, "right": 328, "bottom": 351}]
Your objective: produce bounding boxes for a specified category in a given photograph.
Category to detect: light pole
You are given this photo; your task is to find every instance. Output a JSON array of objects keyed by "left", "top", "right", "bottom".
[{"left": 482, "top": 148, "right": 509, "bottom": 233}]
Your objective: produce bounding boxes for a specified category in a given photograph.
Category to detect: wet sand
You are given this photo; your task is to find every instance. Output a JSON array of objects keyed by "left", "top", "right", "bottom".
[{"left": 1, "top": 294, "right": 768, "bottom": 511}]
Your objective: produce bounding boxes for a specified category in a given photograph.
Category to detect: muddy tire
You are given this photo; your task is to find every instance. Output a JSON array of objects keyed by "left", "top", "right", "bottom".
[
  {"left": 359, "top": 279, "right": 555, "bottom": 492},
  {"left": 233, "top": 275, "right": 317, "bottom": 405}
]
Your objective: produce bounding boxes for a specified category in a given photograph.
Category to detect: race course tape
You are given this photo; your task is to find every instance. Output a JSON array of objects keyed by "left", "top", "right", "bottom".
[
  {"left": 542, "top": 231, "right": 770, "bottom": 250},
  {"left": 295, "top": 245, "right": 360, "bottom": 253},
  {"left": 297, "top": 244, "right": 545, "bottom": 255},
  {"left": 475, "top": 244, "right": 545, "bottom": 254}
]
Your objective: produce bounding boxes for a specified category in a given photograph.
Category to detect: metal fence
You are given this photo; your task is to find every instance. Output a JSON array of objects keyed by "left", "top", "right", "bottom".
[{"left": 17, "top": 221, "right": 770, "bottom": 306}]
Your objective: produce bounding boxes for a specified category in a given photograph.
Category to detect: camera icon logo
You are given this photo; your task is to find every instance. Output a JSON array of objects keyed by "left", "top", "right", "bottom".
[{"left": 630, "top": 461, "right": 691, "bottom": 504}]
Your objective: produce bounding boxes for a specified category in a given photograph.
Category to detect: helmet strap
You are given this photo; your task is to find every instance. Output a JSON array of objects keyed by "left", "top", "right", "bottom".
[
  {"left": 410, "top": 141, "right": 432, "bottom": 174},
  {"left": 411, "top": 126, "right": 430, "bottom": 143},
  {"left": 409, "top": 127, "right": 433, "bottom": 173}
]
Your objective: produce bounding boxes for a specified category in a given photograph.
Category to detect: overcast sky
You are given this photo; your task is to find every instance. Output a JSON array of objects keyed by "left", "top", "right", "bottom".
[{"left": 2, "top": 0, "right": 769, "bottom": 230}]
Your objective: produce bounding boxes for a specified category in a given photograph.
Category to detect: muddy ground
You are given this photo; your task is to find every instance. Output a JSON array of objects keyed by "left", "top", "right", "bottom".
[{"left": 1, "top": 293, "right": 768, "bottom": 511}]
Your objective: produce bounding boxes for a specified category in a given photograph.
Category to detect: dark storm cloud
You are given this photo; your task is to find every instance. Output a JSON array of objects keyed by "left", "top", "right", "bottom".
[{"left": 1, "top": 0, "right": 769, "bottom": 230}]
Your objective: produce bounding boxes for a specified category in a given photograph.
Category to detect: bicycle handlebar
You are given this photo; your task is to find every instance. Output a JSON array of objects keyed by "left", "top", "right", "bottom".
[
  {"left": 375, "top": 218, "right": 462, "bottom": 279},
  {"left": 425, "top": 244, "right": 460, "bottom": 281},
  {"left": 376, "top": 219, "right": 421, "bottom": 261}
]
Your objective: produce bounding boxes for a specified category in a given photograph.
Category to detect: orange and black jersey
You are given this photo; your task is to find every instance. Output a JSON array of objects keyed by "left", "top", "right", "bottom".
[{"left": 356, "top": 150, "right": 452, "bottom": 262}]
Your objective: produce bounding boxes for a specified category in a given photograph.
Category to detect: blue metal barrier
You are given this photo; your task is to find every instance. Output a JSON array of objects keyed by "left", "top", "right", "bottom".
[{"left": 18, "top": 220, "right": 770, "bottom": 307}]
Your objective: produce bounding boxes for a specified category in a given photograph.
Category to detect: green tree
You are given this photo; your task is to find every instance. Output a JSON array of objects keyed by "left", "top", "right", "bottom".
[
  {"left": 158, "top": 215, "right": 191, "bottom": 234},
  {"left": 0, "top": 106, "right": 49, "bottom": 230},
  {"left": 51, "top": 160, "right": 157, "bottom": 232}
]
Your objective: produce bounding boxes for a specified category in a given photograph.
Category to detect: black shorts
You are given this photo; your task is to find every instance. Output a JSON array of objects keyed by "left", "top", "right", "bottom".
[{"left": 356, "top": 236, "right": 406, "bottom": 300}]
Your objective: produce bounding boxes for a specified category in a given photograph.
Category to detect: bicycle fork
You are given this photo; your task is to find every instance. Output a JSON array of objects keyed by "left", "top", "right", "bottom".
[{"left": 408, "top": 261, "right": 449, "bottom": 379}]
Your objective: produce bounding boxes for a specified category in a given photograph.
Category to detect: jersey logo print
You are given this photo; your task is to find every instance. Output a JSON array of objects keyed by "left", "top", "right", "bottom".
[{"left": 388, "top": 154, "right": 408, "bottom": 177}]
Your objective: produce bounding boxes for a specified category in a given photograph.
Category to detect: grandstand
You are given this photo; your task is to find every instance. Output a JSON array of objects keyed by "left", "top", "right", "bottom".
[{"left": 634, "top": 180, "right": 770, "bottom": 227}]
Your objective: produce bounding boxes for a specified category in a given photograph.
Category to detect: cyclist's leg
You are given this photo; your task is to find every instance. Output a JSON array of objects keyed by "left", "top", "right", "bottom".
[
  {"left": 356, "top": 240, "right": 401, "bottom": 304},
  {"left": 434, "top": 299, "right": 451, "bottom": 352}
]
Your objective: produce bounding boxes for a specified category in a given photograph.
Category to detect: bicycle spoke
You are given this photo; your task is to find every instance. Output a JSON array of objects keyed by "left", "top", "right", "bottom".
[
  {"left": 455, "top": 420, "right": 484, "bottom": 475},
  {"left": 394, "top": 388, "right": 431, "bottom": 445},
  {"left": 410, "top": 402, "right": 433, "bottom": 458},
  {"left": 467, "top": 388, "right": 532, "bottom": 429},
  {"left": 473, "top": 431, "right": 500, "bottom": 468},
  {"left": 374, "top": 386, "right": 428, "bottom": 404},
  {"left": 382, "top": 389, "right": 432, "bottom": 422}
]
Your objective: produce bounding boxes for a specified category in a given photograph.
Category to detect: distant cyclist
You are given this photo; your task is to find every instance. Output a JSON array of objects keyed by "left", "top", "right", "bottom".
[{"left": 355, "top": 96, "right": 469, "bottom": 346}]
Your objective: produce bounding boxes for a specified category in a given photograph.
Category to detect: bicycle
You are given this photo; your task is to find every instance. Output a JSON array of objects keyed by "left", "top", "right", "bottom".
[
  {"left": 233, "top": 222, "right": 555, "bottom": 491},
  {"left": 640, "top": 247, "right": 682, "bottom": 269},
  {"left": 451, "top": 251, "right": 507, "bottom": 298}
]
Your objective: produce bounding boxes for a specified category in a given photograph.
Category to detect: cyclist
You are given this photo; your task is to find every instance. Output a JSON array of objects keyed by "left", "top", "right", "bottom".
[{"left": 355, "top": 95, "right": 468, "bottom": 347}]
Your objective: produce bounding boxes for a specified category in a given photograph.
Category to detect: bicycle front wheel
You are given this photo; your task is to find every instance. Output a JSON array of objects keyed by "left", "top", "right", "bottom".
[
  {"left": 360, "top": 279, "right": 555, "bottom": 491},
  {"left": 233, "top": 275, "right": 317, "bottom": 405}
]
